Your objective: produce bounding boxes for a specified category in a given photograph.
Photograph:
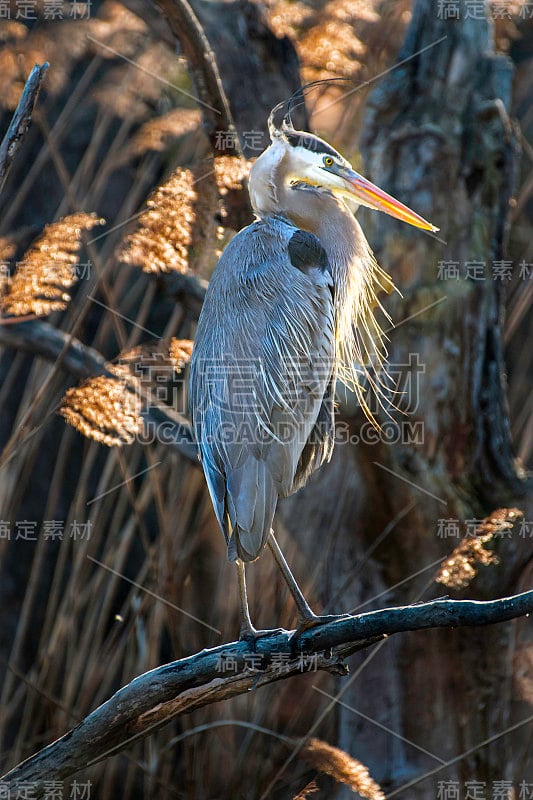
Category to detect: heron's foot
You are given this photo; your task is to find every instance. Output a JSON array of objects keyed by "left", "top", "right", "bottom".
[{"left": 296, "top": 611, "right": 352, "bottom": 634}]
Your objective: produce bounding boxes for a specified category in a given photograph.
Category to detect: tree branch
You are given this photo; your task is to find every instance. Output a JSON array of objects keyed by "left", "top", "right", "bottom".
[
  {"left": 0, "top": 318, "right": 198, "bottom": 462},
  {"left": 152, "top": 0, "right": 242, "bottom": 156},
  {"left": 1, "top": 591, "right": 532, "bottom": 793},
  {"left": 0, "top": 63, "right": 49, "bottom": 192},
  {"left": 160, "top": 270, "right": 207, "bottom": 316}
]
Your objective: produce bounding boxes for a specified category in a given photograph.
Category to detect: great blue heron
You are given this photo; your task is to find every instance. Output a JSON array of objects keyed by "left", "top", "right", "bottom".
[{"left": 189, "top": 102, "right": 437, "bottom": 637}]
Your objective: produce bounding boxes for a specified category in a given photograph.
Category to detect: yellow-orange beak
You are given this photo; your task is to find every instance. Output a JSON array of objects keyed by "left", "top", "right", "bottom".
[{"left": 337, "top": 166, "right": 439, "bottom": 232}]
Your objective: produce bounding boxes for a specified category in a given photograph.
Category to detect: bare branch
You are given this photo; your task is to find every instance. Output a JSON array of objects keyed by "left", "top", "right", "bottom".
[
  {"left": 160, "top": 270, "right": 207, "bottom": 315},
  {"left": 152, "top": 0, "right": 242, "bottom": 156},
  {"left": 0, "top": 63, "right": 49, "bottom": 192},
  {"left": 1, "top": 590, "right": 532, "bottom": 794}
]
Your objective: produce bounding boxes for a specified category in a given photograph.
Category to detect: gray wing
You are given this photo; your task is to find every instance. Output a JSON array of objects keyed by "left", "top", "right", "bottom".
[
  {"left": 291, "top": 377, "right": 335, "bottom": 493},
  {"left": 189, "top": 219, "right": 335, "bottom": 562}
]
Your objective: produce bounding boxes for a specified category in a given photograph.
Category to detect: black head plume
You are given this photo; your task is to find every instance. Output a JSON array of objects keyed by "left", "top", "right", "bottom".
[{"left": 267, "top": 78, "right": 352, "bottom": 140}]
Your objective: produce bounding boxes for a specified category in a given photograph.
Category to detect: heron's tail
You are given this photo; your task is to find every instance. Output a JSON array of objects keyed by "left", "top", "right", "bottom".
[{"left": 226, "top": 458, "right": 278, "bottom": 562}]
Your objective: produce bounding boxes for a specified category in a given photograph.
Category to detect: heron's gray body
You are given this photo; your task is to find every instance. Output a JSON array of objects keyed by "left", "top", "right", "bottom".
[
  {"left": 188, "top": 111, "right": 434, "bottom": 631},
  {"left": 190, "top": 216, "right": 336, "bottom": 561}
]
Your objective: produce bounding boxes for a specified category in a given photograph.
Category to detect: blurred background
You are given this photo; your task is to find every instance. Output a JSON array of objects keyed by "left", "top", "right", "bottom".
[{"left": 0, "top": 0, "right": 532, "bottom": 797}]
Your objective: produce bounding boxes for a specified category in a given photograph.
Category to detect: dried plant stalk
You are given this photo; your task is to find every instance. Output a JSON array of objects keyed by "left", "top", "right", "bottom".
[
  {"left": 119, "top": 155, "right": 253, "bottom": 277},
  {"left": 59, "top": 365, "right": 142, "bottom": 447},
  {"left": 435, "top": 508, "right": 523, "bottom": 590},
  {"left": 266, "top": 0, "right": 315, "bottom": 40},
  {"left": 60, "top": 338, "right": 192, "bottom": 446},
  {"left": 168, "top": 338, "right": 194, "bottom": 370},
  {"left": 292, "top": 779, "right": 320, "bottom": 799},
  {"left": 122, "top": 108, "right": 202, "bottom": 161},
  {"left": 91, "top": 42, "right": 179, "bottom": 121},
  {"left": 118, "top": 166, "right": 219, "bottom": 275},
  {"left": 213, "top": 155, "right": 252, "bottom": 194},
  {"left": 0, "top": 213, "right": 104, "bottom": 317},
  {"left": 300, "top": 738, "right": 385, "bottom": 800},
  {"left": 119, "top": 338, "right": 192, "bottom": 373},
  {"left": 118, "top": 337, "right": 193, "bottom": 407},
  {"left": 0, "top": 2, "right": 162, "bottom": 110}
]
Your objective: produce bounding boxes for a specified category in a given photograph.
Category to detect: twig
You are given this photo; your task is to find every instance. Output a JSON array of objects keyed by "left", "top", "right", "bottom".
[
  {"left": 1, "top": 590, "right": 532, "bottom": 793},
  {"left": 0, "top": 318, "right": 197, "bottom": 462},
  {"left": 0, "top": 63, "right": 49, "bottom": 192}
]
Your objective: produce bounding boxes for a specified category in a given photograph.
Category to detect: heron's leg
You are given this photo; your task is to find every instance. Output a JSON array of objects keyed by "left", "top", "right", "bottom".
[
  {"left": 236, "top": 558, "right": 255, "bottom": 638},
  {"left": 268, "top": 532, "right": 349, "bottom": 631},
  {"left": 236, "top": 558, "right": 285, "bottom": 642},
  {"left": 267, "top": 532, "right": 318, "bottom": 626}
]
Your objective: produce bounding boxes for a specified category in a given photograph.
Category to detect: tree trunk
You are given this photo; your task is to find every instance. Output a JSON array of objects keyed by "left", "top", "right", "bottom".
[{"left": 279, "top": 1, "right": 533, "bottom": 795}]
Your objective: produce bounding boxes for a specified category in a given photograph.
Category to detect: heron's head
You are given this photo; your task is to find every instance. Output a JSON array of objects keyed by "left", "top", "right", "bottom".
[{"left": 249, "top": 125, "right": 438, "bottom": 233}]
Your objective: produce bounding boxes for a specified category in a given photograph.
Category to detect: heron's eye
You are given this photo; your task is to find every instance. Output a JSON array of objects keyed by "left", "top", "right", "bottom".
[{"left": 323, "top": 156, "right": 334, "bottom": 168}]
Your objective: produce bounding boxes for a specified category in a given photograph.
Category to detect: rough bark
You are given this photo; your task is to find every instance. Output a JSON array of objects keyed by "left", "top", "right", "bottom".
[{"left": 0, "top": 63, "right": 49, "bottom": 191}]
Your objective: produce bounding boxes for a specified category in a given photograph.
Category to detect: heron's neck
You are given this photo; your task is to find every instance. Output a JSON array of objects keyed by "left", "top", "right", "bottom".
[
  {"left": 280, "top": 186, "right": 367, "bottom": 296},
  {"left": 307, "top": 201, "right": 369, "bottom": 355},
  {"left": 305, "top": 199, "right": 363, "bottom": 284},
  {"left": 278, "top": 186, "right": 389, "bottom": 378}
]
